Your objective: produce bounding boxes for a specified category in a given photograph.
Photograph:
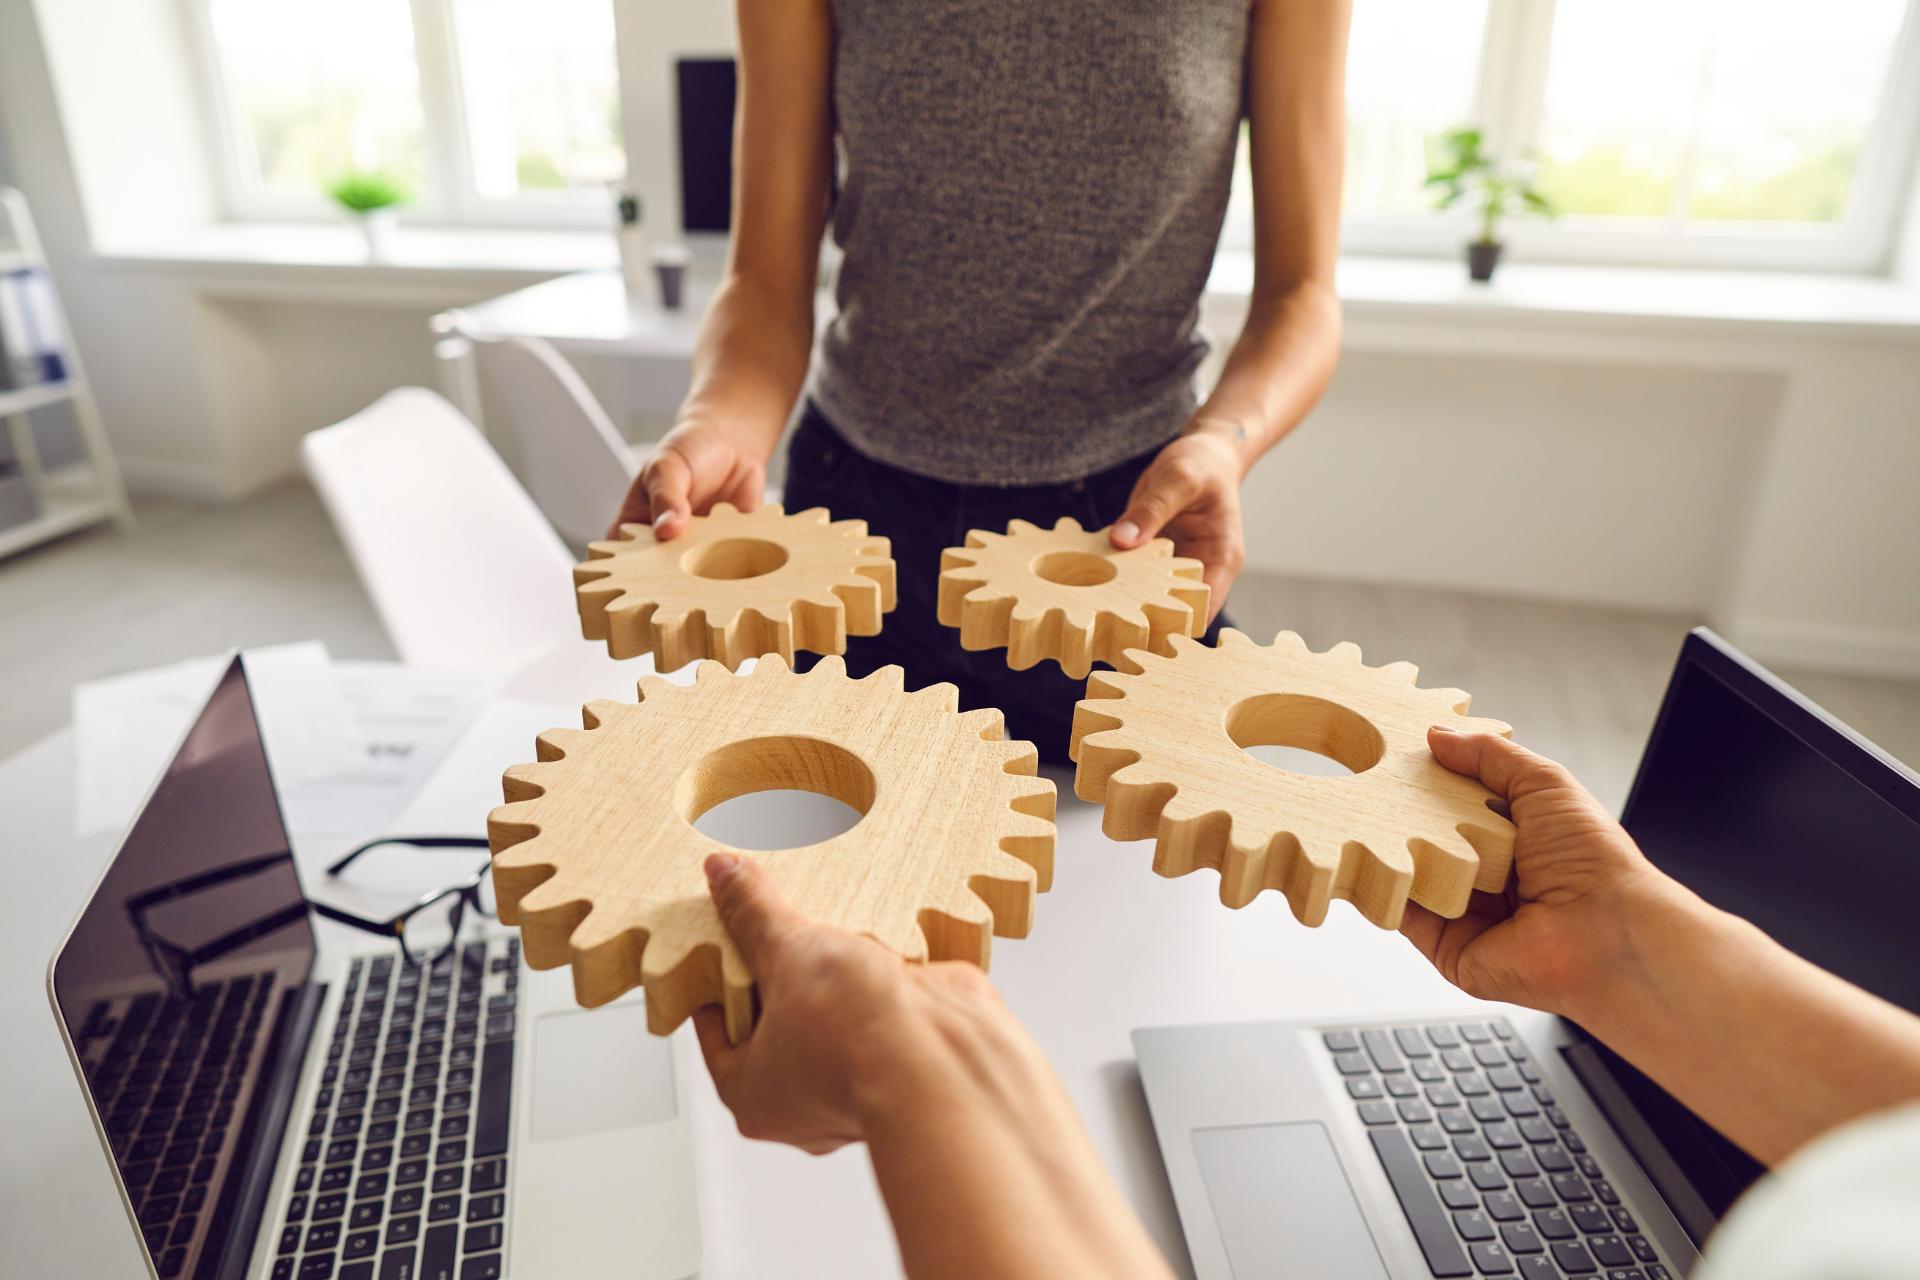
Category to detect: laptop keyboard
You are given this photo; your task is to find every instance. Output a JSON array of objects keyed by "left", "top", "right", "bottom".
[
  {"left": 274, "top": 938, "right": 520, "bottom": 1280},
  {"left": 80, "top": 973, "right": 275, "bottom": 1278},
  {"left": 1323, "top": 1020, "right": 1675, "bottom": 1280}
]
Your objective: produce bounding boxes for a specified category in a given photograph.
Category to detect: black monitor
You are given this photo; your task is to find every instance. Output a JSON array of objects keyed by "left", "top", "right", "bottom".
[
  {"left": 1570, "top": 628, "right": 1920, "bottom": 1241},
  {"left": 676, "top": 57, "right": 736, "bottom": 234}
]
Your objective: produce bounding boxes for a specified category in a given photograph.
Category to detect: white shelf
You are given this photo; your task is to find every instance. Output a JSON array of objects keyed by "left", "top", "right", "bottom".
[
  {"left": 0, "top": 465, "right": 118, "bottom": 559},
  {"left": 0, "top": 381, "right": 75, "bottom": 417}
]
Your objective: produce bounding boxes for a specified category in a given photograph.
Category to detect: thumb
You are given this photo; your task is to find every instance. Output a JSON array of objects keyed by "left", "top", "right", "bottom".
[
  {"left": 1428, "top": 728, "right": 1575, "bottom": 806},
  {"left": 643, "top": 450, "right": 694, "bottom": 539},
  {"left": 1111, "top": 466, "right": 1198, "bottom": 549},
  {"left": 704, "top": 853, "right": 798, "bottom": 976}
]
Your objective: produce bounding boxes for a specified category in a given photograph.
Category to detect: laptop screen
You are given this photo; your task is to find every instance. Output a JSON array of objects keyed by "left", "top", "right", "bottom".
[
  {"left": 51, "top": 657, "right": 316, "bottom": 1280},
  {"left": 1594, "top": 629, "right": 1920, "bottom": 1226}
]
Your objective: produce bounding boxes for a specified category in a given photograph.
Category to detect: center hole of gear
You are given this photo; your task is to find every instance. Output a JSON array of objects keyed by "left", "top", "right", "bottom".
[
  {"left": 1227, "top": 694, "right": 1385, "bottom": 777},
  {"left": 680, "top": 736, "right": 875, "bottom": 851},
  {"left": 1030, "top": 550, "right": 1118, "bottom": 587},
  {"left": 681, "top": 537, "right": 790, "bottom": 580}
]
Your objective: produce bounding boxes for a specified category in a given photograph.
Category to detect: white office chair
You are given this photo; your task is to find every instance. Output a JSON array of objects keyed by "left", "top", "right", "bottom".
[
  {"left": 301, "top": 387, "right": 581, "bottom": 673},
  {"left": 438, "top": 324, "right": 639, "bottom": 551}
]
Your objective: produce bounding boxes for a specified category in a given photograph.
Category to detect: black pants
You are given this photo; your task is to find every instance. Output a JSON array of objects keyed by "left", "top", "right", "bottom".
[{"left": 783, "top": 403, "right": 1231, "bottom": 765}]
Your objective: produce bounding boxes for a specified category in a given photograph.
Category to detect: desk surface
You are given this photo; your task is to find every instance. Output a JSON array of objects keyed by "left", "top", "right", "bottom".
[{"left": 2, "top": 716, "right": 1484, "bottom": 1278}]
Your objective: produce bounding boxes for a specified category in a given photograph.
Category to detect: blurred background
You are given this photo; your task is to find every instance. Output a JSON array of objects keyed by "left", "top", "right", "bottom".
[{"left": 2, "top": 0, "right": 1918, "bottom": 794}]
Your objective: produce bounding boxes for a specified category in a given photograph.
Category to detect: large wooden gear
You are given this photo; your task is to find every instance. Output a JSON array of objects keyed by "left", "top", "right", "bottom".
[
  {"left": 1070, "top": 630, "right": 1515, "bottom": 929},
  {"left": 575, "top": 502, "right": 896, "bottom": 671},
  {"left": 938, "top": 516, "right": 1210, "bottom": 678},
  {"left": 487, "top": 655, "right": 1057, "bottom": 1041}
]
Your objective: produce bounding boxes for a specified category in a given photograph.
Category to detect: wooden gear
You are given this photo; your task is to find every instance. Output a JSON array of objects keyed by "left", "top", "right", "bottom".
[
  {"left": 575, "top": 502, "right": 896, "bottom": 671},
  {"left": 1070, "top": 629, "right": 1515, "bottom": 929},
  {"left": 937, "top": 516, "right": 1210, "bottom": 678},
  {"left": 487, "top": 655, "right": 1057, "bottom": 1041}
]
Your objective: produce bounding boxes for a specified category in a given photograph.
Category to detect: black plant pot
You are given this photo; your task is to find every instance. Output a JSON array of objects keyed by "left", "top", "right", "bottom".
[{"left": 1466, "top": 240, "right": 1504, "bottom": 283}]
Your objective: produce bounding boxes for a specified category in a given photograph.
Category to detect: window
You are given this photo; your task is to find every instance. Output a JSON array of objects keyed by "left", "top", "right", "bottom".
[
  {"left": 187, "top": 0, "right": 624, "bottom": 227},
  {"left": 1232, "top": 0, "right": 1920, "bottom": 270}
]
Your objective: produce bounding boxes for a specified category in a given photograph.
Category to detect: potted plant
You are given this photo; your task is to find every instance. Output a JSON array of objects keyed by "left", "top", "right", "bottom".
[
  {"left": 1424, "top": 128, "right": 1553, "bottom": 283},
  {"left": 327, "top": 170, "right": 410, "bottom": 262}
]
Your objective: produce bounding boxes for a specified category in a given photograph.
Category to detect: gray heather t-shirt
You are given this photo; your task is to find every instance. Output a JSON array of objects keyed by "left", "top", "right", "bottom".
[{"left": 809, "top": 0, "right": 1251, "bottom": 487}]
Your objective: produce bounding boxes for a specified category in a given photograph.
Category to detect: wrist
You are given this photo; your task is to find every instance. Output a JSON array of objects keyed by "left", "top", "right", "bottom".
[
  {"left": 1554, "top": 871, "right": 1729, "bottom": 1032},
  {"left": 1179, "top": 418, "right": 1255, "bottom": 478}
]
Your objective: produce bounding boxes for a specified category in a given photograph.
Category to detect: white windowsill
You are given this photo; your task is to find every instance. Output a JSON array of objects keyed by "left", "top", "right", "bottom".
[
  {"left": 84, "top": 222, "right": 1920, "bottom": 343},
  {"left": 1211, "top": 251, "right": 1920, "bottom": 341}
]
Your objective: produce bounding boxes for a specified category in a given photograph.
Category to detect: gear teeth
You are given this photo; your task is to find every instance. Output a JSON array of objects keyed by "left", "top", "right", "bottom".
[
  {"left": 919, "top": 890, "right": 996, "bottom": 967},
  {"left": 860, "top": 662, "right": 906, "bottom": 693},
  {"left": 911, "top": 681, "right": 961, "bottom": 714},
  {"left": 1071, "top": 627, "right": 1517, "bottom": 928}
]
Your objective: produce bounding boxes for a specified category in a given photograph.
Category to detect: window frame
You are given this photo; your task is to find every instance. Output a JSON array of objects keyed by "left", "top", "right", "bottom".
[
  {"left": 1242, "top": 0, "right": 1920, "bottom": 273},
  {"left": 178, "top": 0, "right": 621, "bottom": 231}
]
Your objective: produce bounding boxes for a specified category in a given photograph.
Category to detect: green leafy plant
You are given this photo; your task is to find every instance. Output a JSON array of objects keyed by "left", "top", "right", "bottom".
[
  {"left": 1425, "top": 128, "right": 1553, "bottom": 245},
  {"left": 326, "top": 170, "right": 410, "bottom": 215}
]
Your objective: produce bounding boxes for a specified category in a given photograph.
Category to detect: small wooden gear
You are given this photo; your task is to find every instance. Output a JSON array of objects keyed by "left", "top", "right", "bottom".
[
  {"left": 1070, "top": 630, "right": 1515, "bottom": 929},
  {"left": 937, "top": 516, "right": 1210, "bottom": 678},
  {"left": 487, "top": 655, "right": 1057, "bottom": 1041},
  {"left": 575, "top": 502, "right": 896, "bottom": 671}
]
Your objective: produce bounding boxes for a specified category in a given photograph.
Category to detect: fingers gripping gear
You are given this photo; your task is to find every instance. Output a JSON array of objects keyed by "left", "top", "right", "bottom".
[
  {"left": 576, "top": 502, "right": 897, "bottom": 671},
  {"left": 937, "top": 516, "right": 1210, "bottom": 679},
  {"left": 487, "top": 656, "right": 1057, "bottom": 1042},
  {"left": 1070, "top": 630, "right": 1516, "bottom": 929}
]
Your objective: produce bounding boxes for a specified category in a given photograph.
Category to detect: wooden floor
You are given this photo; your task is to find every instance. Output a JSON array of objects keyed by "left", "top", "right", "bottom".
[{"left": 4, "top": 483, "right": 1917, "bottom": 813}]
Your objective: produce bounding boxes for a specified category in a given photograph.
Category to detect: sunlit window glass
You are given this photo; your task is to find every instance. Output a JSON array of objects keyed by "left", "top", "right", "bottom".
[
  {"left": 1538, "top": 0, "right": 1908, "bottom": 224},
  {"left": 206, "top": 0, "right": 427, "bottom": 198},
  {"left": 451, "top": 0, "right": 625, "bottom": 202}
]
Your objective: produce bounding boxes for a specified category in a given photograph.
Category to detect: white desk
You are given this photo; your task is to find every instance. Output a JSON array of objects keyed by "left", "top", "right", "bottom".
[{"left": 2, "top": 714, "right": 1487, "bottom": 1278}]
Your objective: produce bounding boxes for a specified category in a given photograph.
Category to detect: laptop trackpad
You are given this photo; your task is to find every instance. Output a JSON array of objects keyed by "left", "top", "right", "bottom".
[
  {"left": 1193, "top": 1122, "right": 1390, "bottom": 1278},
  {"left": 531, "top": 1005, "right": 676, "bottom": 1143}
]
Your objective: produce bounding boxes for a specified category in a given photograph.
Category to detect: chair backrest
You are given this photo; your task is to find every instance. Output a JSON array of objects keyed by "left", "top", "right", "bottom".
[
  {"left": 301, "top": 387, "right": 579, "bottom": 672},
  {"left": 452, "top": 328, "right": 638, "bottom": 550}
]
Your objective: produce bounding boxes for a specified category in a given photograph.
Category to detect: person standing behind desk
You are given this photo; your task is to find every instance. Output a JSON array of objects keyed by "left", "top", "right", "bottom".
[{"left": 608, "top": 0, "right": 1351, "bottom": 757}]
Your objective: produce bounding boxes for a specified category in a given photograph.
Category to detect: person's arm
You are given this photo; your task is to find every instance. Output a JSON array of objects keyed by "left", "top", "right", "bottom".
[
  {"left": 694, "top": 854, "right": 1174, "bottom": 1280},
  {"left": 606, "top": 0, "right": 833, "bottom": 539},
  {"left": 1110, "top": 0, "right": 1350, "bottom": 615},
  {"left": 1404, "top": 729, "right": 1920, "bottom": 1166}
]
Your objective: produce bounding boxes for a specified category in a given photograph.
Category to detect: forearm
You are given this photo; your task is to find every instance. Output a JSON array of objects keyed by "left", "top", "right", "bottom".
[
  {"left": 1187, "top": 279, "right": 1341, "bottom": 471},
  {"left": 1569, "top": 879, "right": 1920, "bottom": 1165},
  {"left": 675, "top": 271, "right": 815, "bottom": 461},
  {"left": 859, "top": 1021, "right": 1173, "bottom": 1280}
]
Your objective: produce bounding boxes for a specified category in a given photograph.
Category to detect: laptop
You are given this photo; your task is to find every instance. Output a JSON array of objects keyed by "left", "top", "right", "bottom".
[
  {"left": 1135, "top": 627, "right": 1920, "bottom": 1279},
  {"left": 47, "top": 655, "right": 701, "bottom": 1280}
]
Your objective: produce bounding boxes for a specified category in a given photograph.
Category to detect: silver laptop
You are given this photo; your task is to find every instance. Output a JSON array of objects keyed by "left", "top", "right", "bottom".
[
  {"left": 48, "top": 655, "right": 701, "bottom": 1280},
  {"left": 1136, "top": 629, "right": 1920, "bottom": 1279}
]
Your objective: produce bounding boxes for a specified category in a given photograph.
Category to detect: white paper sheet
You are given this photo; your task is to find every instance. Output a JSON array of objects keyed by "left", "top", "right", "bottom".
[
  {"left": 275, "top": 661, "right": 499, "bottom": 847},
  {"left": 70, "top": 641, "right": 363, "bottom": 838}
]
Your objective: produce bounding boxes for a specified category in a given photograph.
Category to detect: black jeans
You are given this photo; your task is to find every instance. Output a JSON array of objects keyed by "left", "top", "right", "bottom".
[{"left": 783, "top": 403, "right": 1232, "bottom": 765}]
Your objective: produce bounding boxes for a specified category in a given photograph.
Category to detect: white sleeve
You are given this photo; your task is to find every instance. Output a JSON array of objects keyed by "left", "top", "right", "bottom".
[{"left": 1694, "top": 1101, "right": 1920, "bottom": 1280}]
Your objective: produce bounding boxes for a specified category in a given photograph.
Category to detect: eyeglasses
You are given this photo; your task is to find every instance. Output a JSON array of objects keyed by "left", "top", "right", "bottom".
[{"left": 310, "top": 836, "right": 495, "bottom": 968}]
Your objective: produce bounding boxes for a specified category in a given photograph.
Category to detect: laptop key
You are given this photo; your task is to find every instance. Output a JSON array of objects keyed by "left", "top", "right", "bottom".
[
  {"left": 1426, "top": 1025, "right": 1461, "bottom": 1049},
  {"left": 344, "top": 1231, "right": 379, "bottom": 1261},
  {"left": 1587, "top": 1234, "right": 1632, "bottom": 1266},
  {"left": 1629, "top": 1235, "right": 1658, "bottom": 1263},
  {"left": 433, "top": 1166, "right": 464, "bottom": 1192},
  {"left": 470, "top": 1160, "right": 506, "bottom": 1193},
  {"left": 1513, "top": 1179, "right": 1556, "bottom": 1209},
  {"left": 1333, "top": 1052, "right": 1371, "bottom": 1076},
  {"left": 1553, "top": 1174, "right": 1593, "bottom": 1202},
  {"left": 288, "top": 1194, "right": 310, "bottom": 1222},
  {"left": 474, "top": 1040, "right": 514, "bottom": 1159},
  {"left": 340, "top": 1266, "right": 373, "bottom": 1280},
  {"left": 1469, "top": 1242, "right": 1514, "bottom": 1275},
  {"left": 1438, "top": 1109, "right": 1476, "bottom": 1135},
  {"left": 314, "top": 1194, "right": 346, "bottom": 1221},
  {"left": 1358, "top": 1101, "right": 1396, "bottom": 1125},
  {"left": 396, "top": 1160, "right": 427, "bottom": 1187},
  {"left": 1427, "top": 1084, "right": 1461, "bottom": 1108},
  {"left": 1361, "top": 1030, "right": 1405, "bottom": 1073},
  {"left": 1412, "top": 1059, "right": 1447, "bottom": 1083},
  {"left": 462, "top": 1256, "right": 504, "bottom": 1280},
  {"left": 1452, "top": 1210, "right": 1494, "bottom": 1241},
  {"left": 1569, "top": 1204, "right": 1611, "bottom": 1234},
  {"left": 1366, "top": 1129, "right": 1473, "bottom": 1277},
  {"left": 1324, "top": 1028, "right": 1360, "bottom": 1053},
  {"left": 1424, "top": 1152, "right": 1463, "bottom": 1179},
  {"left": 393, "top": 1188, "right": 425, "bottom": 1215},
  {"left": 1468, "top": 1163, "right": 1507, "bottom": 1192},
  {"left": 1459, "top": 1023, "right": 1492, "bottom": 1044},
  {"left": 1501, "top": 1223, "right": 1544, "bottom": 1254},
  {"left": 385, "top": 1214, "right": 421, "bottom": 1245},
  {"left": 1346, "top": 1078, "right": 1384, "bottom": 1100},
  {"left": 1484, "top": 1123, "right": 1522, "bottom": 1150},
  {"left": 421, "top": 1222, "right": 458, "bottom": 1280},
  {"left": 349, "top": 1202, "right": 383, "bottom": 1229},
  {"left": 1534, "top": 1208, "right": 1575, "bottom": 1240},
  {"left": 1452, "top": 1135, "right": 1491, "bottom": 1162},
  {"left": 1499, "top": 1150, "right": 1540, "bottom": 1179},
  {"left": 1552, "top": 1240, "right": 1599, "bottom": 1274},
  {"left": 1518, "top": 1118, "right": 1557, "bottom": 1146},
  {"left": 1393, "top": 1027, "right": 1433, "bottom": 1058},
  {"left": 429, "top": 1194, "right": 461, "bottom": 1222},
  {"left": 464, "top": 1223, "right": 503, "bottom": 1253},
  {"left": 307, "top": 1223, "right": 342, "bottom": 1251},
  {"left": 465, "top": 1194, "right": 504, "bottom": 1224},
  {"left": 1385, "top": 1076, "right": 1419, "bottom": 1099},
  {"left": 1609, "top": 1207, "right": 1638, "bottom": 1233},
  {"left": 1593, "top": 1179, "right": 1621, "bottom": 1206},
  {"left": 1437, "top": 1180, "right": 1479, "bottom": 1210},
  {"left": 1483, "top": 1191, "right": 1523, "bottom": 1222},
  {"left": 1409, "top": 1125, "right": 1447, "bottom": 1151}
]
